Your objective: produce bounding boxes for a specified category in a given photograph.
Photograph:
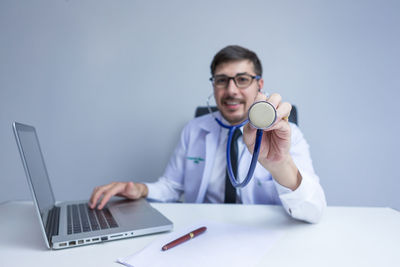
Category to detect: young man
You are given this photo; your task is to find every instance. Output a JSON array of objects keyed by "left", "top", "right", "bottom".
[{"left": 89, "top": 45, "right": 326, "bottom": 223}]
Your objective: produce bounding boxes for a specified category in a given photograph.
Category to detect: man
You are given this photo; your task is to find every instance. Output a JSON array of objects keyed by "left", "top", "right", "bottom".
[{"left": 89, "top": 45, "right": 326, "bottom": 223}]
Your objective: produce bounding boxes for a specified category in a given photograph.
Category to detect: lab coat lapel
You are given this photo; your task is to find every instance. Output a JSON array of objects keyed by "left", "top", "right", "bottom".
[{"left": 195, "top": 115, "right": 220, "bottom": 203}]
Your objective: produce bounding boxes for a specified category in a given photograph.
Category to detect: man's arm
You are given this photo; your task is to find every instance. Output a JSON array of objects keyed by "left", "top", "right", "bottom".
[
  {"left": 243, "top": 93, "right": 326, "bottom": 223},
  {"left": 274, "top": 124, "right": 326, "bottom": 223}
]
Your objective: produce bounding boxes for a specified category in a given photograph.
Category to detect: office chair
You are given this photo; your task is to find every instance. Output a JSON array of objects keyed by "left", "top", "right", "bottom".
[{"left": 195, "top": 105, "right": 298, "bottom": 125}]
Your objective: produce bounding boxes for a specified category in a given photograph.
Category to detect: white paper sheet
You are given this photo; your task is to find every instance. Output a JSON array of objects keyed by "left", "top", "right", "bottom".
[{"left": 117, "top": 221, "right": 284, "bottom": 267}]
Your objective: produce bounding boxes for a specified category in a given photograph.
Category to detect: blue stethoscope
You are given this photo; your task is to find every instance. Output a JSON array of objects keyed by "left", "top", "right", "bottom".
[{"left": 207, "top": 94, "right": 277, "bottom": 188}]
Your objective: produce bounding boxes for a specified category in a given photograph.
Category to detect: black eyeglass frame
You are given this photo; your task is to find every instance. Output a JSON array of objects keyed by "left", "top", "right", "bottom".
[{"left": 209, "top": 73, "right": 261, "bottom": 89}]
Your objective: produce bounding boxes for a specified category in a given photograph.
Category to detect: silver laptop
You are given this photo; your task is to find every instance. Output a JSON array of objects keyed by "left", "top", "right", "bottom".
[{"left": 13, "top": 122, "right": 173, "bottom": 250}]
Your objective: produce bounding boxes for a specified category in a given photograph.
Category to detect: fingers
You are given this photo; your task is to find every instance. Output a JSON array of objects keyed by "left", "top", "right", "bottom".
[
  {"left": 276, "top": 102, "right": 292, "bottom": 121},
  {"left": 97, "top": 183, "right": 127, "bottom": 210},
  {"left": 266, "top": 93, "right": 282, "bottom": 108},
  {"left": 266, "top": 93, "right": 291, "bottom": 125},
  {"left": 89, "top": 183, "right": 113, "bottom": 209},
  {"left": 254, "top": 91, "right": 267, "bottom": 102},
  {"left": 89, "top": 182, "right": 129, "bottom": 210},
  {"left": 255, "top": 93, "right": 291, "bottom": 117},
  {"left": 267, "top": 117, "right": 292, "bottom": 133}
]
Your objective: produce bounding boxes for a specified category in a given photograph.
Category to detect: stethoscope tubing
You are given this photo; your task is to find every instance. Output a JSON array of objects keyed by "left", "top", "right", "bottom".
[
  {"left": 214, "top": 117, "right": 263, "bottom": 188},
  {"left": 226, "top": 125, "right": 263, "bottom": 188},
  {"left": 207, "top": 94, "right": 276, "bottom": 188}
]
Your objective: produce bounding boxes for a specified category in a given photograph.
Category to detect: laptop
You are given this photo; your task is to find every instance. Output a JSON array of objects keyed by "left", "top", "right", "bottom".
[{"left": 13, "top": 122, "right": 173, "bottom": 249}]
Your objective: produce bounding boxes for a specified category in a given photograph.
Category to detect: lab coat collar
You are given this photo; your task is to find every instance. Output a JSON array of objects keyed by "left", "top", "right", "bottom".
[{"left": 196, "top": 111, "right": 223, "bottom": 133}]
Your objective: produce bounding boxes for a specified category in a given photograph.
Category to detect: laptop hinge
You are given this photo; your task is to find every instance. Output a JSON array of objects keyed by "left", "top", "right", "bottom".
[{"left": 45, "top": 206, "right": 60, "bottom": 244}]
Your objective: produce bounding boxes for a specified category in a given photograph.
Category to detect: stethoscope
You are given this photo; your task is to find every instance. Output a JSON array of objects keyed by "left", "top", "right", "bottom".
[{"left": 207, "top": 94, "right": 277, "bottom": 188}]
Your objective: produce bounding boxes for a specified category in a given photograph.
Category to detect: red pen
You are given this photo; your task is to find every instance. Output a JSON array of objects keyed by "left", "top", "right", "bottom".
[{"left": 161, "top": 226, "right": 207, "bottom": 251}]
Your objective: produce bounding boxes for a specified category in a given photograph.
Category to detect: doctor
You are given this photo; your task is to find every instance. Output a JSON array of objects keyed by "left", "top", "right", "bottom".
[{"left": 89, "top": 45, "right": 326, "bottom": 223}]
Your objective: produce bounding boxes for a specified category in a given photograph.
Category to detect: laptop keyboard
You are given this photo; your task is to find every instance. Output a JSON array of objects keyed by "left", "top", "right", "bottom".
[{"left": 67, "top": 204, "right": 118, "bottom": 235}]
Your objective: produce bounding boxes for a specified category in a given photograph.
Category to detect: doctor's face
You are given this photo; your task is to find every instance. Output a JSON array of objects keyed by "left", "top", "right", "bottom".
[{"left": 213, "top": 60, "right": 263, "bottom": 125}]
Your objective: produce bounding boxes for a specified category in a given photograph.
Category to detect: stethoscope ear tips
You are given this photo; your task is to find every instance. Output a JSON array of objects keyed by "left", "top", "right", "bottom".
[{"left": 248, "top": 101, "right": 277, "bottom": 129}]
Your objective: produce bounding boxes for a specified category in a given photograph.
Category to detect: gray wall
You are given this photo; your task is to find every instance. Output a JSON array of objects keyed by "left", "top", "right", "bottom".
[{"left": 1, "top": 0, "right": 399, "bottom": 209}]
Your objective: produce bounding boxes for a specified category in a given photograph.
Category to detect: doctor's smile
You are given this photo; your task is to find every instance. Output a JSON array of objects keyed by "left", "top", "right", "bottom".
[{"left": 221, "top": 97, "right": 244, "bottom": 110}]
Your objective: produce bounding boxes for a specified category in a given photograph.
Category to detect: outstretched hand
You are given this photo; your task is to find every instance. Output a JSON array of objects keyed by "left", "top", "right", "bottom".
[
  {"left": 243, "top": 92, "right": 301, "bottom": 190},
  {"left": 243, "top": 93, "right": 292, "bottom": 167}
]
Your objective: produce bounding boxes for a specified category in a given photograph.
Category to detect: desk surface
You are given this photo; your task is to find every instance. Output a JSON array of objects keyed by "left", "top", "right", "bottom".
[{"left": 0, "top": 201, "right": 399, "bottom": 267}]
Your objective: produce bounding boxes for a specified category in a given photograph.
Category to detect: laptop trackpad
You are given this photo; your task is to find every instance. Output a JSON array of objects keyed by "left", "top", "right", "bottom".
[{"left": 109, "top": 199, "right": 163, "bottom": 227}]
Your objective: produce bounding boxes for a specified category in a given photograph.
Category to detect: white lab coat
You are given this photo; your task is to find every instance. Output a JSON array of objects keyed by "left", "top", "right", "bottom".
[{"left": 146, "top": 112, "right": 326, "bottom": 223}]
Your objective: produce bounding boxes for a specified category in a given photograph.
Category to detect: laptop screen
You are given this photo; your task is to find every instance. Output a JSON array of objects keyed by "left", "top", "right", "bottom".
[{"left": 14, "top": 123, "right": 55, "bottom": 218}]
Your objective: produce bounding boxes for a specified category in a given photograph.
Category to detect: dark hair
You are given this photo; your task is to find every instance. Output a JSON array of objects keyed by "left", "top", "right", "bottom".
[{"left": 210, "top": 45, "right": 262, "bottom": 76}]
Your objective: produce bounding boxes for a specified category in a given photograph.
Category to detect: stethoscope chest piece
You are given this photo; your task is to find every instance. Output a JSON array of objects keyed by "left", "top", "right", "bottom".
[{"left": 248, "top": 101, "right": 277, "bottom": 129}]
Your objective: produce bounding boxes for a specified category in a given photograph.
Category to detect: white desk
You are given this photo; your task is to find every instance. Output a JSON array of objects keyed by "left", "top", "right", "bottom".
[{"left": 0, "top": 201, "right": 399, "bottom": 267}]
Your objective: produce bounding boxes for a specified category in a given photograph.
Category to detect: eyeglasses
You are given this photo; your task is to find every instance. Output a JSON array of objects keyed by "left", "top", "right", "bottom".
[{"left": 210, "top": 73, "right": 261, "bottom": 89}]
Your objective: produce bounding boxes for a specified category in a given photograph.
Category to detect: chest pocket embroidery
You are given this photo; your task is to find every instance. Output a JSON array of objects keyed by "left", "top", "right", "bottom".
[{"left": 186, "top": 156, "right": 205, "bottom": 164}]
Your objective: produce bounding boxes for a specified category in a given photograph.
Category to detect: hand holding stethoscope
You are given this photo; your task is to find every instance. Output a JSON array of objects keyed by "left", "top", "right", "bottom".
[
  {"left": 243, "top": 92, "right": 293, "bottom": 172},
  {"left": 208, "top": 91, "right": 293, "bottom": 188}
]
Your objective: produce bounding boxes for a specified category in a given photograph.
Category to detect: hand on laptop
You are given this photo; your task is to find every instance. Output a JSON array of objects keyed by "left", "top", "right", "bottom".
[{"left": 89, "top": 182, "right": 149, "bottom": 210}]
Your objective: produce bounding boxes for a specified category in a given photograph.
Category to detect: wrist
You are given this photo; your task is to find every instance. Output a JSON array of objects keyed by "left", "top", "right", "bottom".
[
  {"left": 262, "top": 156, "right": 302, "bottom": 191},
  {"left": 138, "top": 183, "right": 149, "bottom": 198},
  {"left": 259, "top": 153, "right": 291, "bottom": 172}
]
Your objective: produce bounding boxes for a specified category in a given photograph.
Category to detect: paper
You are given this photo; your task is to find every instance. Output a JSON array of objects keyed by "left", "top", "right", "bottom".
[{"left": 117, "top": 221, "right": 284, "bottom": 267}]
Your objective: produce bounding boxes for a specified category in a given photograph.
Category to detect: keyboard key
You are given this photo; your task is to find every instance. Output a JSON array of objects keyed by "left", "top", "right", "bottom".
[{"left": 95, "top": 209, "right": 109, "bottom": 229}]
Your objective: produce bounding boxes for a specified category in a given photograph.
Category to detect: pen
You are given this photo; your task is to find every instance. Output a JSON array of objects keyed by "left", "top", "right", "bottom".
[{"left": 161, "top": 226, "right": 207, "bottom": 251}]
